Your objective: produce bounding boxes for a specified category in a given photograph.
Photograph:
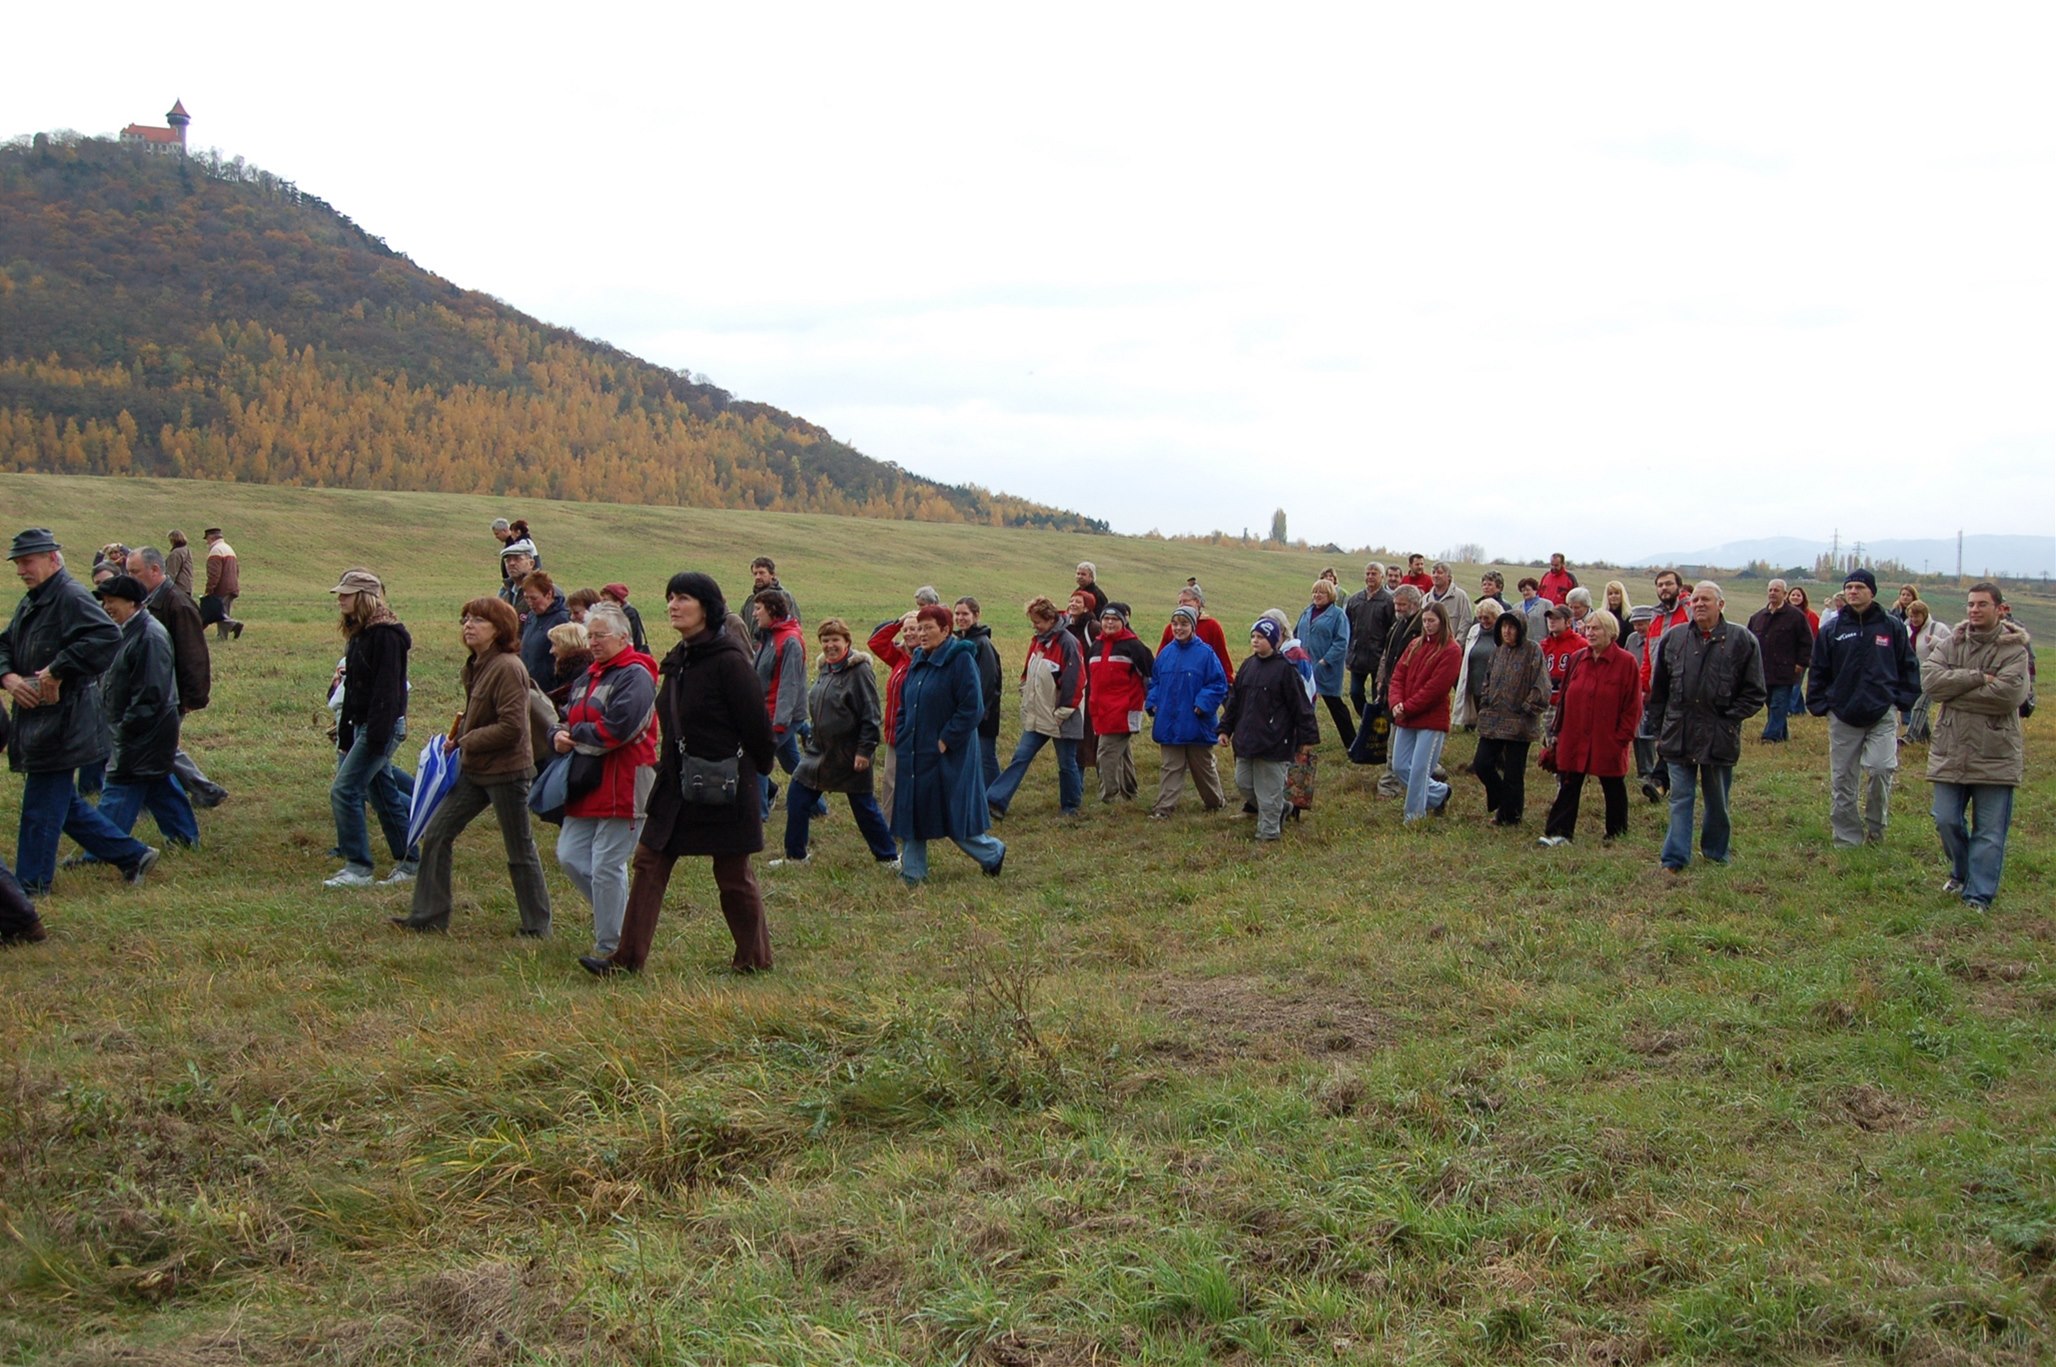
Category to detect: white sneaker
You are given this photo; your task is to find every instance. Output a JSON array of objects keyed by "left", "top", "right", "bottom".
[
  {"left": 880, "top": 857, "right": 903, "bottom": 873},
  {"left": 766, "top": 855, "right": 810, "bottom": 869},
  {"left": 1536, "top": 836, "right": 1569, "bottom": 848},
  {"left": 324, "top": 867, "right": 375, "bottom": 888},
  {"left": 380, "top": 867, "right": 417, "bottom": 886}
]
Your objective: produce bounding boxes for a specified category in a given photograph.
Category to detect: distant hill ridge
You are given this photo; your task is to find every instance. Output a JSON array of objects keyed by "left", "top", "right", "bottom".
[{"left": 0, "top": 133, "right": 1105, "bottom": 533}]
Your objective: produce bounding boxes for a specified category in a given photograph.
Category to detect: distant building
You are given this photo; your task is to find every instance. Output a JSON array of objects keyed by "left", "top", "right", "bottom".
[{"left": 120, "top": 99, "right": 190, "bottom": 154}]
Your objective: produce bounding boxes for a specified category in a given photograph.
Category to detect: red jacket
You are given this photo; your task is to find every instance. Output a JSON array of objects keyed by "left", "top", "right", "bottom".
[
  {"left": 1157, "top": 616, "right": 1235, "bottom": 682},
  {"left": 560, "top": 648, "right": 660, "bottom": 819},
  {"left": 1400, "top": 571, "right": 1434, "bottom": 592},
  {"left": 1388, "top": 635, "right": 1463, "bottom": 732},
  {"left": 867, "top": 620, "right": 912, "bottom": 745},
  {"left": 1638, "top": 600, "right": 1693, "bottom": 693},
  {"left": 1540, "top": 568, "right": 1578, "bottom": 605},
  {"left": 1087, "top": 628, "right": 1153, "bottom": 733},
  {"left": 1540, "top": 628, "right": 1584, "bottom": 701},
  {"left": 1553, "top": 644, "right": 1641, "bottom": 777}
]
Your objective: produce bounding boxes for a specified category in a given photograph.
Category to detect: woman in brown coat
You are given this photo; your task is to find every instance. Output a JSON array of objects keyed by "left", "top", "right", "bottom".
[
  {"left": 395, "top": 597, "right": 553, "bottom": 935},
  {"left": 587, "top": 572, "right": 776, "bottom": 976},
  {"left": 1472, "top": 611, "right": 1549, "bottom": 826}
]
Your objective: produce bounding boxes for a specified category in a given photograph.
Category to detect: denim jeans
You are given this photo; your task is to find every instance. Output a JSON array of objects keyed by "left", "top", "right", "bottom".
[
  {"left": 14, "top": 768, "right": 153, "bottom": 892},
  {"left": 1761, "top": 680, "right": 1793, "bottom": 740},
  {"left": 985, "top": 731, "right": 1081, "bottom": 815},
  {"left": 1932, "top": 782, "right": 2013, "bottom": 906},
  {"left": 784, "top": 780, "right": 897, "bottom": 861},
  {"left": 99, "top": 777, "right": 200, "bottom": 848},
  {"left": 331, "top": 724, "right": 415, "bottom": 874},
  {"left": 1390, "top": 726, "right": 1449, "bottom": 822},
  {"left": 898, "top": 832, "right": 1004, "bottom": 883},
  {"left": 556, "top": 814, "right": 643, "bottom": 956},
  {"left": 759, "top": 730, "right": 806, "bottom": 819},
  {"left": 1661, "top": 760, "right": 1733, "bottom": 869}
]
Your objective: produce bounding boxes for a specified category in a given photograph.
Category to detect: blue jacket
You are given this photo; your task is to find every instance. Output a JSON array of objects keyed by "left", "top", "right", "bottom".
[
  {"left": 891, "top": 635, "right": 991, "bottom": 842},
  {"left": 1806, "top": 602, "right": 1919, "bottom": 728},
  {"left": 1146, "top": 636, "right": 1229, "bottom": 746},
  {"left": 519, "top": 590, "right": 570, "bottom": 688},
  {"left": 1295, "top": 601, "right": 1350, "bottom": 698}
]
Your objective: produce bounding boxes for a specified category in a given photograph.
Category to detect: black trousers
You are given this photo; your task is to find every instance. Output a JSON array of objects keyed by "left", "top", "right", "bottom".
[
  {"left": 1473, "top": 737, "right": 1531, "bottom": 824},
  {"left": 1319, "top": 694, "right": 1357, "bottom": 749},
  {"left": 1545, "top": 771, "right": 1628, "bottom": 840}
]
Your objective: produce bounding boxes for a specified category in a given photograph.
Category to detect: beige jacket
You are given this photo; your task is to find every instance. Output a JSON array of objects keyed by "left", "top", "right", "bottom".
[{"left": 1922, "top": 620, "right": 2030, "bottom": 787}]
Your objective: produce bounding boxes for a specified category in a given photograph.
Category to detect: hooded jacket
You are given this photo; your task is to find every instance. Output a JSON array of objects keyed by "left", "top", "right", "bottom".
[
  {"left": 793, "top": 649, "right": 884, "bottom": 795},
  {"left": 1087, "top": 626, "right": 1153, "bottom": 734},
  {"left": 891, "top": 635, "right": 991, "bottom": 841},
  {"left": 640, "top": 626, "right": 776, "bottom": 858},
  {"left": 1222, "top": 650, "right": 1319, "bottom": 761},
  {"left": 1019, "top": 626, "right": 1085, "bottom": 739},
  {"left": 1157, "top": 616, "right": 1235, "bottom": 682},
  {"left": 104, "top": 610, "right": 181, "bottom": 783},
  {"left": 1922, "top": 619, "right": 2031, "bottom": 787},
  {"left": 0, "top": 567, "right": 119, "bottom": 774},
  {"left": 558, "top": 646, "right": 659, "bottom": 820},
  {"left": 755, "top": 615, "right": 808, "bottom": 733},
  {"left": 1146, "top": 634, "right": 1229, "bottom": 747},
  {"left": 1806, "top": 600, "right": 1920, "bottom": 727},
  {"left": 518, "top": 589, "right": 570, "bottom": 688},
  {"left": 1475, "top": 624, "right": 1550, "bottom": 744},
  {"left": 339, "top": 620, "right": 411, "bottom": 755}
]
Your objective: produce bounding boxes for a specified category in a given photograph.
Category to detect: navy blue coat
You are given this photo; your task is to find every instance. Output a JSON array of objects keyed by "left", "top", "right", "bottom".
[
  {"left": 1806, "top": 602, "right": 1919, "bottom": 728},
  {"left": 1146, "top": 636, "right": 1229, "bottom": 746},
  {"left": 519, "top": 590, "right": 571, "bottom": 688},
  {"left": 891, "top": 636, "right": 991, "bottom": 842}
]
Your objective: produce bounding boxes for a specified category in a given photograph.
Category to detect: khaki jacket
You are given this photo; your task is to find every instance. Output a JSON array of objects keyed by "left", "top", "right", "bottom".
[{"left": 1923, "top": 620, "right": 2030, "bottom": 787}]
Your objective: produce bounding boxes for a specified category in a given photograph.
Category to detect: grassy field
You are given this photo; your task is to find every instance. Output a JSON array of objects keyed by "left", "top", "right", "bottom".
[{"left": 0, "top": 472, "right": 2051, "bottom": 1364}]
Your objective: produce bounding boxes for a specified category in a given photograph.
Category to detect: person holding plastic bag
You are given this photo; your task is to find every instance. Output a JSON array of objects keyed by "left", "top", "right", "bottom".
[{"left": 323, "top": 570, "right": 416, "bottom": 888}]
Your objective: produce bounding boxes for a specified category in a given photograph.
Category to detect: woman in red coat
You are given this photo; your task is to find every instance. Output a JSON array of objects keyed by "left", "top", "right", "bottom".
[
  {"left": 1386, "top": 602, "right": 1464, "bottom": 822},
  {"left": 1539, "top": 610, "right": 1642, "bottom": 846}
]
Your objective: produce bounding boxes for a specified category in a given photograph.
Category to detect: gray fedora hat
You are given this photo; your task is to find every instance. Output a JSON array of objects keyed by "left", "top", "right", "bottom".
[{"left": 8, "top": 528, "right": 61, "bottom": 560}]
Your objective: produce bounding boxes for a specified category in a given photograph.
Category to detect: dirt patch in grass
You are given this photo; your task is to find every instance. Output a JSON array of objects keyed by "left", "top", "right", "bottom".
[
  {"left": 1832, "top": 1083, "right": 1925, "bottom": 1132},
  {"left": 1142, "top": 975, "right": 1391, "bottom": 1062}
]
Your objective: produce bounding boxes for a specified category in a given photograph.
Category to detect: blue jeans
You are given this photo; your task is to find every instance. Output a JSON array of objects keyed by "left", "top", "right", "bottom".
[
  {"left": 14, "top": 768, "right": 153, "bottom": 892},
  {"left": 785, "top": 780, "right": 898, "bottom": 862},
  {"left": 899, "top": 832, "right": 1004, "bottom": 883},
  {"left": 1932, "top": 782, "right": 2013, "bottom": 906},
  {"left": 76, "top": 757, "right": 105, "bottom": 800},
  {"left": 99, "top": 777, "right": 200, "bottom": 848},
  {"left": 332, "top": 725, "right": 416, "bottom": 874},
  {"left": 1661, "top": 760, "right": 1733, "bottom": 868},
  {"left": 759, "top": 731, "right": 823, "bottom": 819},
  {"left": 1390, "top": 726, "right": 1449, "bottom": 822},
  {"left": 986, "top": 732, "right": 1081, "bottom": 815},
  {"left": 1762, "top": 681, "right": 1794, "bottom": 740}
]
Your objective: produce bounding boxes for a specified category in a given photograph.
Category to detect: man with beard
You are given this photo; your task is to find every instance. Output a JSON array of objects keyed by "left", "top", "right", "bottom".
[{"left": 1636, "top": 568, "right": 1693, "bottom": 801}]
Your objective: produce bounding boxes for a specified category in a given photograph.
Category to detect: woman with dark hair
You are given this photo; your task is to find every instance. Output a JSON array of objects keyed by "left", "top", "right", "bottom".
[
  {"left": 1539, "top": 609, "right": 1642, "bottom": 846},
  {"left": 394, "top": 596, "right": 552, "bottom": 935},
  {"left": 324, "top": 569, "right": 415, "bottom": 888},
  {"left": 1387, "top": 601, "right": 1463, "bottom": 822},
  {"left": 891, "top": 603, "right": 1006, "bottom": 883},
  {"left": 518, "top": 571, "right": 570, "bottom": 686},
  {"left": 1471, "top": 610, "right": 1549, "bottom": 825},
  {"left": 587, "top": 572, "right": 776, "bottom": 976}
]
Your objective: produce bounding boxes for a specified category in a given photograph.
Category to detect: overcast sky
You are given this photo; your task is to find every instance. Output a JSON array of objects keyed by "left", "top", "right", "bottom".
[{"left": 8, "top": 3, "right": 2053, "bottom": 564}]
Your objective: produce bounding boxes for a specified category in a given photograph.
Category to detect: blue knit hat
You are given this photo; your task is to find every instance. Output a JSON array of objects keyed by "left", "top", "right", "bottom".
[{"left": 1251, "top": 618, "right": 1282, "bottom": 647}]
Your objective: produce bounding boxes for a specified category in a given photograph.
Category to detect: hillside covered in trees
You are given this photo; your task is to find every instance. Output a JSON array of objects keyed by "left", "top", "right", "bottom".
[{"left": 0, "top": 134, "right": 1105, "bottom": 531}]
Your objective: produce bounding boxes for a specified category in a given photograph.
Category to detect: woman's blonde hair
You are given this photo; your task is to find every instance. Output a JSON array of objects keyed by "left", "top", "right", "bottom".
[
  {"left": 1310, "top": 578, "right": 1335, "bottom": 602},
  {"left": 1584, "top": 608, "right": 1620, "bottom": 640},
  {"left": 548, "top": 621, "right": 589, "bottom": 655},
  {"left": 1603, "top": 579, "right": 1632, "bottom": 617}
]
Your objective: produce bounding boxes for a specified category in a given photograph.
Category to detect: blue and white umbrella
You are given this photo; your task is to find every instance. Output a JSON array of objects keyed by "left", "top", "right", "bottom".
[{"left": 405, "top": 734, "right": 460, "bottom": 852}]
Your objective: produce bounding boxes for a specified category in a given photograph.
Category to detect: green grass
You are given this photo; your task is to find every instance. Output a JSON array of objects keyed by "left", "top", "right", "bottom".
[{"left": 0, "top": 472, "right": 2051, "bottom": 1363}]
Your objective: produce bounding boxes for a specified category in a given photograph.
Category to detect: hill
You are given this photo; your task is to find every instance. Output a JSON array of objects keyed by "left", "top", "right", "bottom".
[{"left": 0, "top": 133, "right": 1104, "bottom": 532}]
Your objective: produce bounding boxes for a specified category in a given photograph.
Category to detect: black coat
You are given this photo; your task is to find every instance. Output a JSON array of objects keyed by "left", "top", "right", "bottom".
[
  {"left": 1222, "top": 651, "right": 1319, "bottom": 762},
  {"left": 959, "top": 623, "right": 1003, "bottom": 739},
  {"left": 639, "top": 627, "right": 776, "bottom": 858},
  {"left": 144, "top": 580, "right": 211, "bottom": 712},
  {"left": 103, "top": 611, "right": 181, "bottom": 782},
  {"left": 0, "top": 568, "right": 120, "bottom": 774},
  {"left": 1647, "top": 616, "right": 1768, "bottom": 765},
  {"left": 1746, "top": 602, "right": 1813, "bottom": 688},
  {"left": 1344, "top": 587, "right": 1395, "bottom": 675},
  {"left": 519, "top": 591, "right": 570, "bottom": 687},
  {"left": 339, "top": 621, "right": 411, "bottom": 754}
]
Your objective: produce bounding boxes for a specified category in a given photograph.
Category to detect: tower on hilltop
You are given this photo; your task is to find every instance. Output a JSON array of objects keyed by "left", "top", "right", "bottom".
[{"left": 120, "top": 98, "right": 190, "bottom": 154}]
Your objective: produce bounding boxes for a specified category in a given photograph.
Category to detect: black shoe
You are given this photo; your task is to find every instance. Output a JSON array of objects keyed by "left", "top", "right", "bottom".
[
  {"left": 1639, "top": 781, "right": 1661, "bottom": 803},
  {"left": 984, "top": 848, "right": 1006, "bottom": 878},
  {"left": 123, "top": 848, "right": 161, "bottom": 885},
  {"left": 193, "top": 790, "right": 228, "bottom": 809},
  {"left": 579, "top": 955, "right": 628, "bottom": 977},
  {"left": 515, "top": 928, "right": 549, "bottom": 939},
  {"left": 388, "top": 916, "right": 441, "bottom": 932},
  {"left": 231, "top": 622, "right": 244, "bottom": 640},
  {"left": 1, "top": 918, "right": 48, "bottom": 946},
  {"left": 988, "top": 804, "right": 1005, "bottom": 823}
]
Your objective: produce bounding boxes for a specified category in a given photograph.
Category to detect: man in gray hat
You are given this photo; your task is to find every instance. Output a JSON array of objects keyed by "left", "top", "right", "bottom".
[{"left": 0, "top": 530, "right": 162, "bottom": 898}]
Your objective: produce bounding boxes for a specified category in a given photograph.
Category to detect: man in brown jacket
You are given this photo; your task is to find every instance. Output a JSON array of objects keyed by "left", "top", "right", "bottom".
[
  {"left": 1923, "top": 582, "right": 2031, "bottom": 912},
  {"left": 202, "top": 528, "right": 242, "bottom": 640}
]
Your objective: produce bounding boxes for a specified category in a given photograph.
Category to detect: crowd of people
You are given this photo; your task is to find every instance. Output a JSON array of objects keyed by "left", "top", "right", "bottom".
[{"left": 0, "top": 524, "right": 2036, "bottom": 964}]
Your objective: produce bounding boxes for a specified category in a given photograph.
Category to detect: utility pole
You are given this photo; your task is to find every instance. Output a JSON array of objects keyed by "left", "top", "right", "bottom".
[
  {"left": 1956, "top": 529, "right": 1963, "bottom": 583},
  {"left": 1831, "top": 528, "right": 1840, "bottom": 574}
]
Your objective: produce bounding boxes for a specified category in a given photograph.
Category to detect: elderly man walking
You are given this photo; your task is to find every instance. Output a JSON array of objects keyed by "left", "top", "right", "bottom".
[
  {"left": 1923, "top": 583, "right": 2031, "bottom": 911},
  {"left": 128, "top": 547, "right": 228, "bottom": 807},
  {"left": 1807, "top": 568, "right": 1920, "bottom": 847},
  {"left": 1646, "top": 580, "right": 1766, "bottom": 873},
  {"left": 0, "top": 530, "right": 162, "bottom": 898}
]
